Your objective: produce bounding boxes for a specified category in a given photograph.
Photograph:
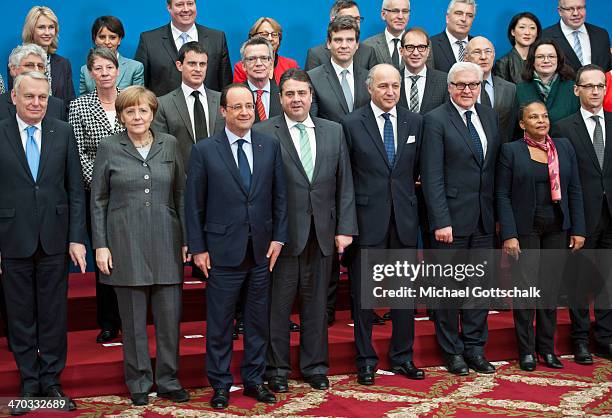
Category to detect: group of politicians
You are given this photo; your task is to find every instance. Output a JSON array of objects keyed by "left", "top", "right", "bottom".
[{"left": 0, "top": 0, "right": 611, "bottom": 413}]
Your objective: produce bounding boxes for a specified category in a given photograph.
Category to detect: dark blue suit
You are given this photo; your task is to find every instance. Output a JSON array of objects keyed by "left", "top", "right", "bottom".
[{"left": 185, "top": 129, "right": 288, "bottom": 389}]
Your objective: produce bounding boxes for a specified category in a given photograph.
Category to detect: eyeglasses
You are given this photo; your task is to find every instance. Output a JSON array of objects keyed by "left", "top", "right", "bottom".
[
  {"left": 576, "top": 83, "right": 606, "bottom": 92},
  {"left": 224, "top": 103, "right": 255, "bottom": 111},
  {"left": 469, "top": 49, "right": 494, "bottom": 57},
  {"left": 535, "top": 54, "right": 557, "bottom": 61},
  {"left": 244, "top": 55, "right": 272, "bottom": 64},
  {"left": 383, "top": 8, "right": 410, "bottom": 15},
  {"left": 450, "top": 81, "right": 481, "bottom": 90},
  {"left": 559, "top": 5, "right": 585, "bottom": 13},
  {"left": 22, "top": 62, "right": 46, "bottom": 71},
  {"left": 402, "top": 44, "right": 428, "bottom": 53},
  {"left": 255, "top": 31, "right": 280, "bottom": 39}
]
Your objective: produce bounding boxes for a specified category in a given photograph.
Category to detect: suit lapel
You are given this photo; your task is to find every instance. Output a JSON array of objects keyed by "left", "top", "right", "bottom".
[
  {"left": 37, "top": 118, "right": 56, "bottom": 181},
  {"left": 276, "top": 118, "right": 309, "bottom": 181},
  {"left": 311, "top": 120, "right": 326, "bottom": 182},
  {"left": 161, "top": 24, "right": 179, "bottom": 64},
  {"left": 146, "top": 134, "right": 164, "bottom": 161},
  {"left": 477, "top": 104, "right": 496, "bottom": 166},
  {"left": 324, "top": 62, "right": 349, "bottom": 114},
  {"left": 574, "top": 113, "right": 602, "bottom": 173},
  {"left": 551, "top": 23, "right": 580, "bottom": 70},
  {"left": 421, "top": 70, "right": 436, "bottom": 111},
  {"left": 4, "top": 118, "right": 32, "bottom": 182},
  {"left": 363, "top": 106, "right": 391, "bottom": 169},
  {"left": 393, "top": 111, "right": 409, "bottom": 168},
  {"left": 119, "top": 131, "right": 145, "bottom": 162},
  {"left": 399, "top": 69, "right": 409, "bottom": 108},
  {"left": 89, "top": 91, "right": 113, "bottom": 133},
  {"left": 116, "top": 55, "right": 128, "bottom": 87},
  {"left": 376, "top": 33, "right": 392, "bottom": 63},
  {"left": 250, "top": 134, "right": 264, "bottom": 196},
  {"left": 269, "top": 80, "right": 282, "bottom": 118},
  {"left": 172, "top": 89, "right": 195, "bottom": 141},
  {"left": 439, "top": 33, "right": 456, "bottom": 69},
  {"left": 215, "top": 133, "right": 248, "bottom": 195},
  {"left": 447, "top": 102, "right": 482, "bottom": 166},
  {"left": 205, "top": 88, "right": 219, "bottom": 134}
]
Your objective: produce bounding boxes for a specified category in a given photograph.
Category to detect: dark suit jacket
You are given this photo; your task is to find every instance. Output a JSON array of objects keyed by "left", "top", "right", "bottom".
[
  {"left": 496, "top": 138, "right": 585, "bottom": 241},
  {"left": 304, "top": 43, "right": 378, "bottom": 71},
  {"left": 242, "top": 80, "right": 282, "bottom": 123},
  {"left": 491, "top": 75, "right": 518, "bottom": 144},
  {"left": 185, "top": 130, "right": 288, "bottom": 267},
  {"left": 421, "top": 101, "right": 501, "bottom": 236},
  {"left": 0, "top": 92, "right": 66, "bottom": 122},
  {"left": 551, "top": 111, "right": 612, "bottom": 236},
  {"left": 342, "top": 104, "right": 422, "bottom": 246},
  {"left": 516, "top": 78, "right": 580, "bottom": 124},
  {"left": 430, "top": 31, "right": 473, "bottom": 73},
  {"left": 152, "top": 86, "right": 224, "bottom": 169},
  {"left": 541, "top": 22, "right": 611, "bottom": 72},
  {"left": 0, "top": 116, "right": 86, "bottom": 258},
  {"left": 308, "top": 61, "right": 370, "bottom": 123},
  {"left": 253, "top": 115, "right": 357, "bottom": 256},
  {"left": 398, "top": 67, "right": 449, "bottom": 115},
  {"left": 134, "top": 23, "right": 232, "bottom": 96}
]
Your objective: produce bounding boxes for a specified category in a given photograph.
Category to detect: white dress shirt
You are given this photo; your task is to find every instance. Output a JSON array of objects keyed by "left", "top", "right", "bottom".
[
  {"left": 445, "top": 29, "right": 469, "bottom": 62},
  {"left": 285, "top": 113, "right": 317, "bottom": 164},
  {"left": 370, "top": 102, "right": 398, "bottom": 151},
  {"left": 16, "top": 115, "right": 42, "bottom": 153},
  {"left": 181, "top": 82, "right": 211, "bottom": 137},
  {"left": 247, "top": 79, "right": 271, "bottom": 117},
  {"left": 385, "top": 28, "right": 404, "bottom": 62},
  {"left": 225, "top": 127, "right": 253, "bottom": 173},
  {"left": 171, "top": 23, "right": 198, "bottom": 51},
  {"left": 560, "top": 20, "right": 592, "bottom": 65},
  {"left": 404, "top": 66, "right": 427, "bottom": 109},
  {"left": 331, "top": 60, "right": 355, "bottom": 100},
  {"left": 451, "top": 100, "right": 488, "bottom": 156},
  {"left": 580, "top": 107, "right": 606, "bottom": 146}
]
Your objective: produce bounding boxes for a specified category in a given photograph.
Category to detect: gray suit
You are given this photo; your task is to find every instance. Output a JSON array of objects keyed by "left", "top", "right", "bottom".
[
  {"left": 152, "top": 86, "right": 224, "bottom": 169},
  {"left": 90, "top": 130, "right": 186, "bottom": 395},
  {"left": 253, "top": 114, "right": 357, "bottom": 377},
  {"left": 305, "top": 43, "right": 378, "bottom": 71},
  {"left": 491, "top": 75, "right": 518, "bottom": 143},
  {"left": 399, "top": 67, "right": 449, "bottom": 115},
  {"left": 363, "top": 32, "right": 404, "bottom": 70}
]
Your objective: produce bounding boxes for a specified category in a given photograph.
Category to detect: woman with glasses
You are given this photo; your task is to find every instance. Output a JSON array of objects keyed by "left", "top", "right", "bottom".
[
  {"left": 494, "top": 12, "right": 542, "bottom": 84},
  {"left": 516, "top": 39, "right": 579, "bottom": 124},
  {"left": 233, "top": 17, "right": 298, "bottom": 84}
]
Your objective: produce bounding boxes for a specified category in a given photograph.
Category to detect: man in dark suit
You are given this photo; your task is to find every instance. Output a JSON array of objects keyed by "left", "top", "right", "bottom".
[
  {"left": 342, "top": 64, "right": 426, "bottom": 385},
  {"left": 551, "top": 64, "right": 612, "bottom": 363},
  {"left": 185, "top": 84, "right": 288, "bottom": 409},
  {"left": 134, "top": 0, "right": 232, "bottom": 96},
  {"left": 0, "top": 72, "right": 86, "bottom": 413},
  {"left": 541, "top": 0, "right": 611, "bottom": 72},
  {"left": 430, "top": 0, "right": 476, "bottom": 73},
  {"left": 305, "top": 0, "right": 378, "bottom": 71},
  {"left": 363, "top": 0, "right": 410, "bottom": 71},
  {"left": 240, "top": 37, "right": 282, "bottom": 123},
  {"left": 153, "top": 41, "right": 223, "bottom": 169},
  {"left": 465, "top": 36, "right": 518, "bottom": 143},
  {"left": 0, "top": 44, "right": 66, "bottom": 122},
  {"left": 253, "top": 69, "right": 357, "bottom": 393},
  {"left": 421, "top": 62, "right": 501, "bottom": 376}
]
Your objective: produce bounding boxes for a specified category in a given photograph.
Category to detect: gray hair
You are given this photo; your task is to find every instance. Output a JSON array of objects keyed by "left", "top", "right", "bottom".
[
  {"left": 446, "top": 0, "right": 477, "bottom": 14},
  {"left": 382, "top": 0, "right": 409, "bottom": 9},
  {"left": 8, "top": 43, "right": 47, "bottom": 69},
  {"left": 13, "top": 71, "right": 49, "bottom": 94},
  {"left": 447, "top": 61, "right": 483, "bottom": 84},
  {"left": 86, "top": 46, "right": 119, "bottom": 71},
  {"left": 239, "top": 36, "right": 275, "bottom": 62},
  {"left": 366, "top": 63, "right": 401, "bottom": 87}
]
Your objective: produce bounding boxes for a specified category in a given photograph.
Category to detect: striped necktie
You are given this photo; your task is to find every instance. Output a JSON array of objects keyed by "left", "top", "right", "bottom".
[
  {"left": 409, "top": 75, "right": 421, "bottom": 112},
  {"left": 296, "top": 123, "right": 314, "bottom": 181},
  {"left": 572, "top": 30, "right": 584, "bottom": 65}
]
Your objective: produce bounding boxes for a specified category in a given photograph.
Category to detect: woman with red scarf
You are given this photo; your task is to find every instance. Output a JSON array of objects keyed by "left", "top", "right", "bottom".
[{"left": 496, "top": 100, "right": 585, "bottom": 372}]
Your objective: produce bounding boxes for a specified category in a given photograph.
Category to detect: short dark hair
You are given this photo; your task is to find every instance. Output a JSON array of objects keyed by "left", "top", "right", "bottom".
[
  {"left": 522, "top": 38, "right": 574, "bottom": 82},
  {"left": 575, "top": 64, "right": 606, "bottom": 85},
  {"left": 327, "top": 15, "right": 360, "bottom": 43},
  {"left": 86, "top": 46, "right": 119, "bottom": 71},
  {"left": 279, "top": 68, "right": 314, "bottom": 93},
  {"left": 178, "top": 41, "right": 208, "bottom": 63},
  {"left": 220, "top": 83, "right": 254, "bottom": 107},
  {"left": 506, "top": 12, "right": 541, "bottom": 46},
  {"left": 518, "top": 100, "right": 546, "bottom": 120},
  {"left": 331, "top": 0, "right": 359, "bottom": 18},
  {"left": 401, "top": 27, "right": 430, "bottom": 47},
  {"left": 91, "top": 16, "right": 125, "bottom": 43}
]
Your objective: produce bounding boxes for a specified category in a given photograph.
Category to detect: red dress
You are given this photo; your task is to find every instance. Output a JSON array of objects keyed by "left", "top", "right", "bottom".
[
  {"left": 233, "top": 55, "right": 299, "bottom": 85},
  {"left": 604, "top": 72, "right": 612, "bottom": 112}
]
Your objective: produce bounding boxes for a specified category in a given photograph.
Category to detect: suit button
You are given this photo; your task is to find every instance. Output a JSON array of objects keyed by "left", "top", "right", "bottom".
[
  {"left": 145, "top": 188, "right": 150, "bottom": 194},
  {"left": 35, "top": 186, "right": 39, "bottom": 190},
  {"left": 144, "top": 175, "right": 150, "bottom": 180},
  {"left": 143, "top": 162, "right": 148, "bottom": 167},
  {"left": 145, "top": 202, "right": 151, "bottom": 207}
]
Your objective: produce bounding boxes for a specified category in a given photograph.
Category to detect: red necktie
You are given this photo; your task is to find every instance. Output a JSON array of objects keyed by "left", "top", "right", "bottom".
[{"left": 256, "top": 90, "right": 267, "bottom": 121}]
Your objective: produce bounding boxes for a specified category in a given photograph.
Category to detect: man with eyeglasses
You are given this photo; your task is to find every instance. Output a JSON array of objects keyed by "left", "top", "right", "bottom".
[
  {"left": 430, "top": 0, "right": 476, "bottom": 73},
  {"left": 185, "top": 83, "right": 288, "bottom": 409},
  {"left": 304, "top": 0, "right": 378, "bottom": 71},
  {"left": 551, "top": 64, "right": 612, "bottom": 364},
  {"left": 542, "top": 0, "right": 611, "bottom": 72},
  {"left": 465, "top": 37, "right": 517, "bottom": 143},
  {"left": 363, "top": 0, "right": 411, "bottom": 71},
  {"left": 421, "top": 62, "right": 501, "bottom": 376}
]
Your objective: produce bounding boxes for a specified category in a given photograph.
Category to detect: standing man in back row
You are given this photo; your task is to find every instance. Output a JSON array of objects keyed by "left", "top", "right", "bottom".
[
  {"left": 430, "top": 0, "right": 476, "bottom": 73},
  {"left": 364, "top": 0, "right": 411, "bottom": 71}
]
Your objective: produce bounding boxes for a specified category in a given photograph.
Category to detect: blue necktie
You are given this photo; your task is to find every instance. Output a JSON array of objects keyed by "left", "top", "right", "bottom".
[
  {"left": 464, "top": 110, "right": 484, "bottom": 163},
  {"left": 25, "top": 125, "right": 40, "bottom": 180},
  {"left": 236, "top": 139, "right": 251, "bottom": 190},
  {"left": 572, "top": 30, "right": 584, "bottom": 65},
  {"left": 179, "top": 32, "right": 190, "bottom": 47},
  {"left": 382, "top": 113, "right": 395, "bottom": 166}
]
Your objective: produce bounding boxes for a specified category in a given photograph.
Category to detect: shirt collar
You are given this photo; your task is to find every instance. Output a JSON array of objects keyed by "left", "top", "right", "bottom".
[
  {"left": 484, "top": 73, "right": 494, "bottom": 87},
  {"left": 450, "top": 99, "right": 476, "bottom": 117},
  {"left": 560, "top": 19, "right": 586, "bottom": 36},
  {"left": 284, "top": 113, "right": 315, "bottom": 130},
  {"left": 446, "top": 29, "right": 468, "bottom": 45},
  {"left": 370, "top": 101, "right": 397, "bottom": 119},
  {"left": 385, "top": 28, "right": 404, "bottom": 45},
  {"left": 331, "top": 59, "right": 354, "bottom": 77},
  {"left": 247, "top": 79, "right": 270, "bottom": 93},
  {"left": 580, "top": 106, "right": 605, "bottom": 121},
  {"left": 405, "top": 66, "right": 427, "bottom": 78},
  {"left": 170, "top": 22, "right": 197, "bottom": 42},
  {"left": 225, "top": 127, "right": 252, "bottom": 144},
  {"left": 181, "top": 82, "right": 206, "bottom": 98},
  {"left": 16, "top": 114, "right": 42, "bottom": 132}
]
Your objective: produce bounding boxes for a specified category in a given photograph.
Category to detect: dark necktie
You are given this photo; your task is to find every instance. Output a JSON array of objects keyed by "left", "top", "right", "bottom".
[
  {"left": 592, "top": 115, "right": 605, "bottom": 168},
  {"left": 409, "top": 75, "right": 421, "bottom": 112},
  {"left": 391, "top": 38, "right": 401, "bottom": 70},
  {"left": 465, "top": 110, "right": 484, "bottom": 163},
  {"left": 456, "top": 40, "right": 466, "bottom": 62},
  {"left": 480, "top": 80, "right": 492, "bottom": 107},
  {"left": 236, "top": 139, "right": 251, "bottom": 190},
  {"left": 191, "top": 90, "right": 208, "bottom": 140},
  {"left": 382, "top": 113, "right": 395, "bottom": 166}
]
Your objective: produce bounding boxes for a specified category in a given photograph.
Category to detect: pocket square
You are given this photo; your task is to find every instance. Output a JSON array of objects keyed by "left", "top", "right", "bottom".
[{"left": 406, "top": 135, "right": 416, "bottom": 144}]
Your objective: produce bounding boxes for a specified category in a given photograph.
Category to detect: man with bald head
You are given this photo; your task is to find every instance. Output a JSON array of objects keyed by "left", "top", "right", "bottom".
[
  {"left": 465, "top": 36, "right": 517, "bottom": 143},
  {"left": 430, "top": 0, "right": 476, "bottom": 73},
  {"left": 363, "top": 0, "right": 411, "bottom": 71},
  {"left": 542, "top": 0, "right": 611, "bottom": 72},
  {"left": 341, "top": 63, "right": 425, "bottom": 385}
]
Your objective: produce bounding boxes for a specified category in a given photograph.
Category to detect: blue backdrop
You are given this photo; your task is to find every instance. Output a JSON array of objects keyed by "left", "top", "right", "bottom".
[{"left": 2, "top": 1, "right": 611, "bottom": 91}]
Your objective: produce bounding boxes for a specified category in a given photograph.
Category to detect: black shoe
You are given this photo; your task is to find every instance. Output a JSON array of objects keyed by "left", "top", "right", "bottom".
[
  {"left": 574, "top": 342, "right": 593, "bottom": 365},
  {"left": 96, "top": 329, "right": 119, "bottom": 344},
  {"left": 372, "top": 312, "right": 385, "bottom": 326},
  {"left": 268, "top": 376, "right": 288, "bottom": 393},
  {"left": 327, "top": 311, "right": 336, "bottom": 327},
  {"left": 45, "top": 386, "right": 76, "bottom": 411},
  {"left": 357, "top": 365, "right": 376, "bottom": 385},
  {"left": 518, "top": 354, "right": 536, "bottom": 371},
  {"left": 10, "top": 392, "right": 37, "bottom": 416},
  {"left": 210, "top": 388, "right": 229, "bottom": 409},
  {"left": 289, "top": 321, "right": 300, "bottom": 332},
  {"left": 131, "top": 392, "right": 149, "bottom": 406},
  {"left": 158, "top": 388, "right": 190, "bottom": 402},
  {"left": 305, "top": 374, "right": 329, "bottom": 390},
  {"left": 382, "top": 311, "right": 391, "bottom": 321},
  {"left": 235, "top": 319, "right": 245, "bottom": 335},
  {"left": 539, "top": 353, "right": 564, "bottom": 369},
  {"left": 445, "top": 354, "right": 469, "bottom": 376},
  {"left": 243, "top": 384, "right": 276, "bottom": 403},
  {"left": 391, "top": 361, "right": 425, "bottom": 380},
  {"left": 594, "top": 343, "right": 612, "bottom": 360},
  {"left": 466, "top": 355, "right": 495, "bottom": 374}
]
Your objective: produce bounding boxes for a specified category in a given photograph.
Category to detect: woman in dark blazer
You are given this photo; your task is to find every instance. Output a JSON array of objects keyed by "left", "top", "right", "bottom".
[
  {"left": 91, "top": 86, "right": 190, "bottom": 406},
  {"left": 496, "top": 100, "right": 585, "bottom": 371},
  {"left": 494, "top": 12, "right": 541, "bottom": 84}
]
